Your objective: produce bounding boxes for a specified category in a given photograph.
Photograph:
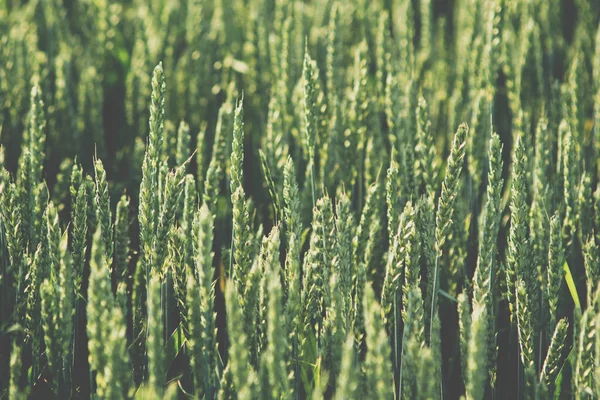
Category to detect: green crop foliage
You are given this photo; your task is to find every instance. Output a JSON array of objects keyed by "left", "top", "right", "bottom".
[{"left": 1, "top": 0, "right": 600, "bottom": 399}]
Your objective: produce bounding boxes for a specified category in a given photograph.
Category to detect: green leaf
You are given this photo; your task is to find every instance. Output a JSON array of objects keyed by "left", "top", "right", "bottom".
[
  {"left": 553, "top": 362, "right": 563, "bottom": 399},
  {"left": 165, "top": 323, "right": 184, "bottom": 372},
  {"left": 300, "top": 324, "right": 318, "bottom": 394},
  {"left": 133, "top": 383, "right": 157, "bottom": 398},
  {"left": 563, "top": 261, "right": 581, "bottom": 311},
  {"left": 439, "top": 289, "right": 458, "bottom": 303}
]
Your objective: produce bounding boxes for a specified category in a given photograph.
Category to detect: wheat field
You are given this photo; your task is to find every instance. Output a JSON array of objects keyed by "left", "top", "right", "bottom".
[{"left": 1, "top": 0, "right": 600, "bottom": 399}]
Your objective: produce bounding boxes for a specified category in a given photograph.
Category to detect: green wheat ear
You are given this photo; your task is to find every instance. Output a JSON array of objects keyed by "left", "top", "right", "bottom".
[
  {"left": 303, "top": 49, "right": 318, "bottom": 206},
  {"left": 262, "top": 227, "right": 290, "bottom": 399},
  {"left": 10, "top": 338, "right": 27, "bottom": 399},
  {"left": 540, "top": 318, "right": 569, "bottom": 390},
  {"left": 149, "top": 62, "right": 166, "bottom": 169},
  {"left": 147, "top": 272, "right": 164, "bottom": 394},
  {"left": 465, "top": 300, "right": 488, "bottom": 400},
  {"left": 364, "top": 284, "right": 393, "bottom": 399},
  {"left": 225, "top": 279, "right": 258, "bottom": 397},
  {"left": 507, "top": 135, "right": 533, "bottom": 322},
  {"left": 429, "top": 123, "right": 468, "bottom": 343},
  {"left": 186, "top": 204, "right": 217, "bottom": 397},
  {"left": 88, "top": 223, "right": 131, "bottom": 398},
  {"left": 333, "top": 334, "right": 359, "bottom": 400},
  {"left": 94, "top": 158, "right": 112, "bottom": 261},
  {"left": 547, "top": 212, "right": 564, "bottom": 332},
  {"left": 230, "top": 93, "right": 245, "bottom": 194}
]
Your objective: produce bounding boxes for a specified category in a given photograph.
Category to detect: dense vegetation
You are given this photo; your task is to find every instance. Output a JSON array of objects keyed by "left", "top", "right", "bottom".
[{"left": 1, "top": 0, "right": 600, "bottom": 398}]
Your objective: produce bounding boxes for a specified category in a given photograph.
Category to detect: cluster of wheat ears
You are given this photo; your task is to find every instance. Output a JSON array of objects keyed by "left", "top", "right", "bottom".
[{"left": 1, "top": 0, "right": 600, "bottom": 399}]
